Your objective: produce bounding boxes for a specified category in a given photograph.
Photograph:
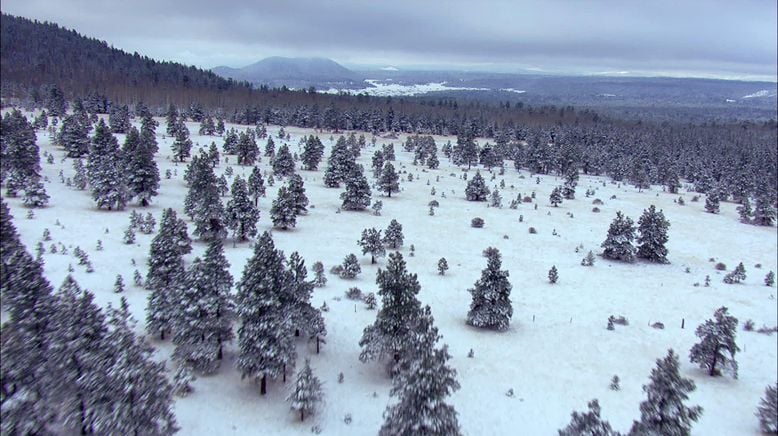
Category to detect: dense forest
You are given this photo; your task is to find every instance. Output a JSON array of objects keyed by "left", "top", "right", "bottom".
[{"left": 1, "top": 12, "right": 776, "bottom": 210}]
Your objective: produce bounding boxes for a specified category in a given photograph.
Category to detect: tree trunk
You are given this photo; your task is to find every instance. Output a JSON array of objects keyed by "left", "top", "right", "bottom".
[
  {"left": 260, "top": 375, "right": 267, "bottom": 395},
  {"left": 371, "top": 255, "right": 375, "bottom": 264},
  {"left": 316, "top": 336, "right": 320, "bottom": 354},
  {"left": 301, "top": 410, "right": 305, "bottom": 422},
  {"left": 160, "top": 330, "right": 165, "bottom": 341},
  {"left": 283, "top": 365, "right": 287, "bottom": 383}
]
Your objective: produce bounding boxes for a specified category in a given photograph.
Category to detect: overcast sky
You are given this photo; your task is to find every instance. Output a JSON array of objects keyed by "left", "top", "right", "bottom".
[{"left": 2, "top": 0, "right": 776, "bottom": 81}]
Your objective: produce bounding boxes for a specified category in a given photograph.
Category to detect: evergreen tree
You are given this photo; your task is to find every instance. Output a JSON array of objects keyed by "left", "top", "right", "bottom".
[
  {"left": 562, "top": 167, "right": 579, "bottom": 200},
  {"left": 756, "top": 384, "right": 778, "bottom": 434},
  {"left": 125, "top": 127, "right": 160, "bottom": 206},
  {"left": 247, "top": 166, "right": 266, "bottom": 206},
  {"left": 466, "top": 249, "right": 513, "bottom": 331},
  {"left": 2, "top": 109, "right": 45, "bottom": 203},
  {"left": 753, "top": 193, "right": 777, "bottom": 226},
  {"left": 601, "top": 211, "right": 637, "bottom": 263},
  {"left": 185, "top": 153, "right": 227, "bottom": 240},
  {"left": 199, "top": 115, "right": 216, "bottom": 136},
  {"left": 689, "top": 306, "right": 739, "bottom": 378},
  {"left": 737, "top": 198, "right": 753, "bottom": 223},
  {"left": 465, "top": 171, "right": 490, "bottom": 201},
  {"left": 548, "top": 265, "right": 559, "bottom": 283},
  {"left": 72, "top": 158, "right": 88, "bottom": 190},
  {"left": 301, "top": 135, "right": 325, "bottom": 170},
  {"left": 222, "top": 128, "right": 239, "bottom": 154},
  {"left": 637, "top": 205, "right": 670, "bottom": 263},
  {"left": 171, "top": 121, "right": 193, "bottom": 162},
  {"left": 558, "top": 399, "right": 617, "bottom": 436},
  {"left": 383, "top": 219, "right": 404, "bottom": 249},
  {"left": 237, "top": 130, "right": 259, "bottom": 166},
  {"left": 380, "top": 306, "right": 461, "bottom": 436},
  {"left": 44, "top": 84, "right": 67, "bottom": 116},
  {"left": 271, "top": 185, "right": 298, "bottom": 230},
  {"left": 438, "top": 258, "right": 448, "bottom": 275},
  {"left": 139, "top": 111, "right": 159, "bottom": 154},
  {"left": 550, "top": 186, "right": 563, "bottom": 207},
  {"left": 341, "top": 163, "right": 372, "bottom": 210},
  {"left": 766, "top": 271, "right": 776, "bottom": 287},
  {"left": 236, "top": 232, "right": 296, "bottom": 395},
  {"left": 372, "top": 150, "right": 385, "bottom": 178},
  {"left": 93, "top": 299, "right": 179, "bottom": 435},
  {"left": 201, "top": 239, "right": 234, "bottom": 360},
  {"left": 629, "top": 349, "right": 702, "bottom": 436},
  {"left": 324, "top": 136, "right": 354, "bottom": 187},
  {"left": 58, "top": 113, "right": 90, "bottom": 158},
  {"left": 165, "top": 104, "right": 179, "bottom": 137},
  {"left": 109, "top": 103, "right": 131, "bottom": 134},
  {"left": 359, "top": 227, "right": 386, "bottom": 264},
  {"left": 226, "top": 176, "right": 259, "bottom": 241},
  {"left": 704, "top": 192, "right": 720, "bottom": 214},
  {"left": 287, "top": 359, "right": 324, "bottom": 421},
  {"left": 456, "top": 134, "right": 479, "bottom": 169},
  {"left": 287, "top": 174, "right": 309, "bottom": 215},
  {"left": 87, "top": 119, "right": 129, "bottom": 210},
  {"left": 359, "top": 252, "right": 422, "bottom": 364},
  {"left": 272, "top": 144, "right": 296, "bottom": 177},
  {"left": 146, "top": 209, "right": 187, "bottom": 340},
  {"left": 723, "top": 262, "right": 747, "bottom": 284},
  {"left": 312, "top": 261, "right": 327, "bottom": 287},
  {"left": 340, "top": 253, "right": 362, "bottom": 279},
  {"left": 378, "top": 162, "right": 401, "bottom": 197},
  {"left": 264, "top": 135, "right": 276, "bottom": 157}
]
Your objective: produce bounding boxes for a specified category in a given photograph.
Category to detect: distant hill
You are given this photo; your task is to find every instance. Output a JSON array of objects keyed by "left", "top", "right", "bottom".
[{"left": 212, "top": 57, "right": 362, "bottom": 89}]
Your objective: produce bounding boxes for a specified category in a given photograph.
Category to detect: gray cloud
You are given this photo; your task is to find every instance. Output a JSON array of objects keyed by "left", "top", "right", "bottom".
[{"left": 2, "top": 0, "right": 776, "bottom": 80}]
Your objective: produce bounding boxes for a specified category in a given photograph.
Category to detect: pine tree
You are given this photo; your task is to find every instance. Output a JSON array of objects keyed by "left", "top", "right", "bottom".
[
  {"left": 93, "top": 299, "right": 179, "bottom": 435},
  {"left": 380, "top": 306, "right": 461, "bottom": 436},
  {"left": 756, "top": 384, "right": 778, "bottom": 433},
  {"left": 766, "top": 271, "right": 776, "bottom": 287},
  {"left": 236, "top": 232, "right": 296, "bottom": 394},
  {"left": 287, "top": 252, "right": 326, "bottom": 351},
  {"left": 222, "top": 128, "right": 239, "bottom": 154},
  {"left": 601, "top": 211, "right": 637, "bottom": 263},
  {"left": 287, "top": 174, "right": 309, "bottom": 215},
  {"left": 340, "top": 253, "right": 362, "bottom": 279},
  {"left": 301, "top": 135, "right": 325, "bottom": 170},
  {"left": 379, "top": 162, "right": 401, "bottom": 197},
  {"left": 723, "top": 262, "right": 747, "bottom": 284},
  {"left": 287, "top": 359, "right": 324, "bottom": 421},
  {"left": 438, "top": 257, "right": 449, "bottom": 275},
  {"left": 165, "top": 104, "right": 179, "bottom": 137},
  {"left": 146, "top": 209, "right": 187, "bottom": 340},
  {"left": 312, "top": 261, "right": 327, "bottom": 287},
  {"left": 465, "top": 171, "right": 490, "bottom": 201},
  {"left": 550, "top": 186, "right": 563, "bottom": 207},
  {"left": 705, "top": 192, "right": 720, "bottom": 214},
  {"left": 558, "top": 399, "right": 617, "bottom": 436},
  {"left": 323, "top": 136, "right": 353, "bottom": 187},
  {"left": 185, "top": 152, "right": 227, "bottom": 241},
  {"left": 125, "top": 127, "right": 160, "bottom": 206},
  {"left": 689, "top": 306, "right": 739, "bottom": 378},
  {"left": 171, "top": 121, "right": 193, "bottom": 162},
  {"left": 72, "top": 158, "right": 88, "bottom": 190},
  {"left": 372, "top": 150, "right": 385, "bottom": 179},
  {"left": 264, "top": 135, "right": 276, "bottom": 157},
  {"left": 359, "top": 227, "right": 386, "bottom": 264},
  {"left": 272, "top": 144, "right": 296, "bottom": 177},
  {"left": 2, "top": 109, "right": 44, "bottom": 202},
  {"left": 562, "top": 167, "right": 579, "bottom": 200},
  {"left": 629, "top": 349, "right": 702, "bottom": 436},
  {"left": 456, "top": 134, "right": 479, "bottom": 169},
  {"left": 341, "top": 163, "right": 372, "bottom": 210},
  {"left": 737, "top": 198, "right": 753, "bottom": 223},
  {"left": 201, "top": 239, "right": 234, "bottom": 360},
  {"left": 87, "top": 119, "right": 129, "bottom": 210},
  {"left": 548, "top": 265, "right": 559, "bottom": 284},
  {"left": 58, "top": 113, "right": 90, "bottom": 158},
  {"left": 247, "top": 166, "right": 266, "bottom": 206},
  {"left": 467, "top": 249, "right": 513, "bottom": 331},
  {"left": 227, "top": 176, "right": 260, "bottom": 241},
  {"left": 753, "top": 193, "right": 777, "bottom": 226},
  {"left": 114, "top": 274, "right": 125, "bottom": 293},
  {"left": 109, "top": 103, "right": 131, "bottom": 133},
  {"left": 358, "top": 256, "right": 419, "bottom": 364},
  {"left": 383, "top": 219, "right": 404, "bottom": 249},
  {"left": 0, "top": 199, "right": 23, "bottom": 298},
  {"left": 637, "top": 205, "right": 670, "bottom": 263},
  {"left": 271, "top": 185, "right": 298, "bottom": 230}
]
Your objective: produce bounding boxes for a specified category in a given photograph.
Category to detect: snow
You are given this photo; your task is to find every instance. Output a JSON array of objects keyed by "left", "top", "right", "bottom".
[
  {"left": 323, "top": 79, "right": 490, "bottom": 96},
  {"left": 4, "top": 111, "right": 777, "bottom": 435},
  {"left": 499, "top": 88, "right": 526, "bottom": 94},
  {"left": 380, "top": 66, "right": 400, "bottom": 72},
  {"left": 742, "top": 90, "right": 777, "bottom": 99}
]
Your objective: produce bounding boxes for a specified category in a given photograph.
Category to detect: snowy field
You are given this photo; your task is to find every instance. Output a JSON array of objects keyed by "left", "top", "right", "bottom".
[{"left": 4, "top": 113, "right": 777, "bottom": 435}]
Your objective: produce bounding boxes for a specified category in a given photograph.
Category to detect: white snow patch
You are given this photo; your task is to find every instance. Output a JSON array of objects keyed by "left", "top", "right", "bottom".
[
  {"left": 742, "top": 90, "right": 776, "bottom": 99},
  {"left": 499, "top": 88, "right": 526, "bottom": 94},
  {"left": 323, "top": 79, "right": 490, "bottom": 96}
]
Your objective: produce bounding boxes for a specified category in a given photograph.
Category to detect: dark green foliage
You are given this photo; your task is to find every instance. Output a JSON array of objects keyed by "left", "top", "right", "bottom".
[
  {"left": 341, "top": 164, "right": 372, "bottom": 210},
  {"left": 601, "top": 211, "right": 636, "bottom": 263},
  {"left": 689, "top": 307, "right": 739, "bottom": 378},
  {"left": 378, "top": 162, "right": 400, "bottom": 197},
  {"left": 359, "top": 227, "right": 385, "bottom": 264},
  {"left": 559, "top": 400, "right": 617, "bottom": 436},
  {"left": 87, "top": 119, "right": 129, "bottom": 210},
  {"left": 637, "top": 205, "right": 670, "bottom": 263},
  {"left": 272, "top": 144, "right": 295, "bottom": 177},
  {"left": 271, "top": 185, "right": 298, "bottom": 230},
  {"left": 467, "top": 249, "right": 512, "bottom": 331},
  {"left": 301, "top": 135, "right": 325, "bottom": 170},
  {"left": 227, "top": 176, "right": 259, "bottom": 241},
  {"left": 58, "top": 114, "right": 90, "bottom": 158},
  {"left": 465, "top": 171, "right": 489, "bottom": 201}
]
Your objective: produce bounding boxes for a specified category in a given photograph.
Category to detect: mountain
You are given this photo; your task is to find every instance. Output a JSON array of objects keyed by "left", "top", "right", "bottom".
[{"left": 212, "top": 57, "right": 361, "bottom": 89}]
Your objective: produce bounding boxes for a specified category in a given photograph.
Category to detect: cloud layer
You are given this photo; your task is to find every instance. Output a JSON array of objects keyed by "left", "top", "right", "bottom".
[{"left": 2, "top": 0, "right": 776, "bottom": 80}]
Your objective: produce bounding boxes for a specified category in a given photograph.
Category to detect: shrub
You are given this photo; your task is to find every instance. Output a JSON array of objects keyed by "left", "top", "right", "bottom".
[
  {"left": 528, "top": 227, "right": 537, "bottom": 234},
  {"left": 743, "top": 319, "right": 755, "bottom": 331},
  {"left": 715, "top": 262, "right": 727, "bottom": 271},
  {"left": 345, "top": 287, "right": 362, "bottom": 300},
  {"left": 471, "top": 217, "right": 484, "bottom": 228},
  {"left": 651, "top": 322, "right": 665, "bottom": 329},
  {"left": 592, "top": 199, "right": 604, "bottom": 205},
  {"left": 523, "top": 196, "right": 533, "bottom": 203},
  {"left": 592, "top": 207, "right": 601, "bottom": 213}
]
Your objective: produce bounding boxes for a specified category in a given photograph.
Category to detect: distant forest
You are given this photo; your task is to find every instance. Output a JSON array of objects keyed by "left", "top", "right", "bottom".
[{"left": 1, "top": 13, "right": 776, "bottom": 210}]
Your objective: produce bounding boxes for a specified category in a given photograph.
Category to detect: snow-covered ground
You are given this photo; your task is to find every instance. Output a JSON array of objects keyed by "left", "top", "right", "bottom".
[
  {"left": 322, "top": 79, "right": 491, "bottom": 96},
  {"left": 4, "top": 114, "right": 777, "bottom": 435}
]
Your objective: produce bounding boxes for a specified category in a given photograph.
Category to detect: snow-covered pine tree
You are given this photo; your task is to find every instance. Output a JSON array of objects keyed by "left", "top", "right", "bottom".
[
  {"left": 287, "top": 252, "right": 326, "bottom": 352},
  {"left": 466, "top": 248, "right": 513, "bottom": 330},
  {"left": 359, "top": 227, "right": 386, "bottom": 264},
  {"left": 247, "top": 166, "right": 266, "bottom": 206},
  {"left": 548, "top": 265, "right": 559, "bottom": 284},
  {"left": 272, "top": 144, "right": 296, "bottom": 177},
  {"left": 264, "top": 135, "right": 276, "bottom": 157},
  {"left": 753, "top": 193, "right": 777, "bottom": 226},
  {"left": 737, "top": 198, "right": 753, "bottom": 223},
  {"left": 637, "top": 205, "right": 670, "bottom": 263},
  {"left": 323, "top": 136, "right": 353, "bottom": 187},
  {"left": 766, "top": 271, "right": 776, "bottom": 287},
  {"left": 287, "top": 359, "right": 324, "bottom": 421},
  {"left": 271, "top": 185, "right": 298, "bottom": 230},
  {"left": 227, "top": 175, "right": 260, "bottom": 241},
  {"left": 312, "top": 261, "right": 327, "bottom": 287},
  {"left": 0, "top": 199, "right": 23, "bottom": 296},
  {"left": 340, "top": 253, "right": 362, "bottom": 279},
  {"left": 550, "top": 186, "right": 563, "bottom": 207},
  {"left": 359, "top": 252, "right": 422, "bottom": 365},
  {"left": 438, "top": 257, "right": 449, "bottom": 275},
  {"left": 125, "top": 127, "right": 160, "bottom": 206},
  {"left": 562, "top": 167, "right": 578, "bottom": 200},
  {"left": 146, "top": 209, "right": 187, "bottom": 340},
  {"left": 629, "top": 349, "right": 702, "bottom": 436},
  {"left": 756, "top": 383, "right": 778, "bottom": 433},
  {"left": 372, "top": 150, "right": 385, "bottom": 179},
  {"left": 705, "top": 192, "right": 720, "bottom": 214},
  {"left": 341, "top": 163, "right": 372, "bottom": 210},
  {"left": 109, "top": 103, "right": 131, "bottom": 133},
  {"left": 171, "top": 120, "right": 193, "bottom": 162},
  {"left": 92, "top": 299, "right": 178, "bottom": 435},
  {"left": 689, "top": 306, "right": 739, "bottom": 378},
  {"left": 465, "top": 171, "right": 490, "bottom": 201},
  {"left": 165, "top": 104, "right": 179, "bottom": 137},
  {"left": 49, "top": 275, "right": 108, "bottom": 434},
  {"left": 601, "top": 211, "right": 637, "bottom": 263},
  {"left": 58, "top": 113, "right": 90, "bottom": 158},
  {"left": 186, "top": 152, "right": 227, "bottom": 241},
  {"left": 301, "top": 135, "right": 325, "bottom": 170},
  {"left": 383, "top": 219, "right": 404, "bottom": 249},
  {"left": 2, "top": 109, "right": 46, "bottom": 205},
  {"left": 288, "top": 174, "right": 309, "bottom": 215},
  {"left": 378, "top": 162, "right": 401, "bottom": 197},
  {"left": 380, "top": 306, "right": 461, "bottom": 436},
  {"left": 236, "top": 232, "right": 296, "bottom": 394},
  {"left": 723, "top": 262, "right": 747, "bottom": 284},
  {"left": 72, "top": 158, "right": 88, "bottom": 190},
  {"left": 222, "top": 128, "right": 239, "bottom": 154},
  {"left": 87, "top": 119, "right": 129, "bottom": 210},
  {"left": 201, "top": 239, "right": 234, "bottom": 360},
  {"left": 558, "top": 399, "right": 617, "bottom": 436}
]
